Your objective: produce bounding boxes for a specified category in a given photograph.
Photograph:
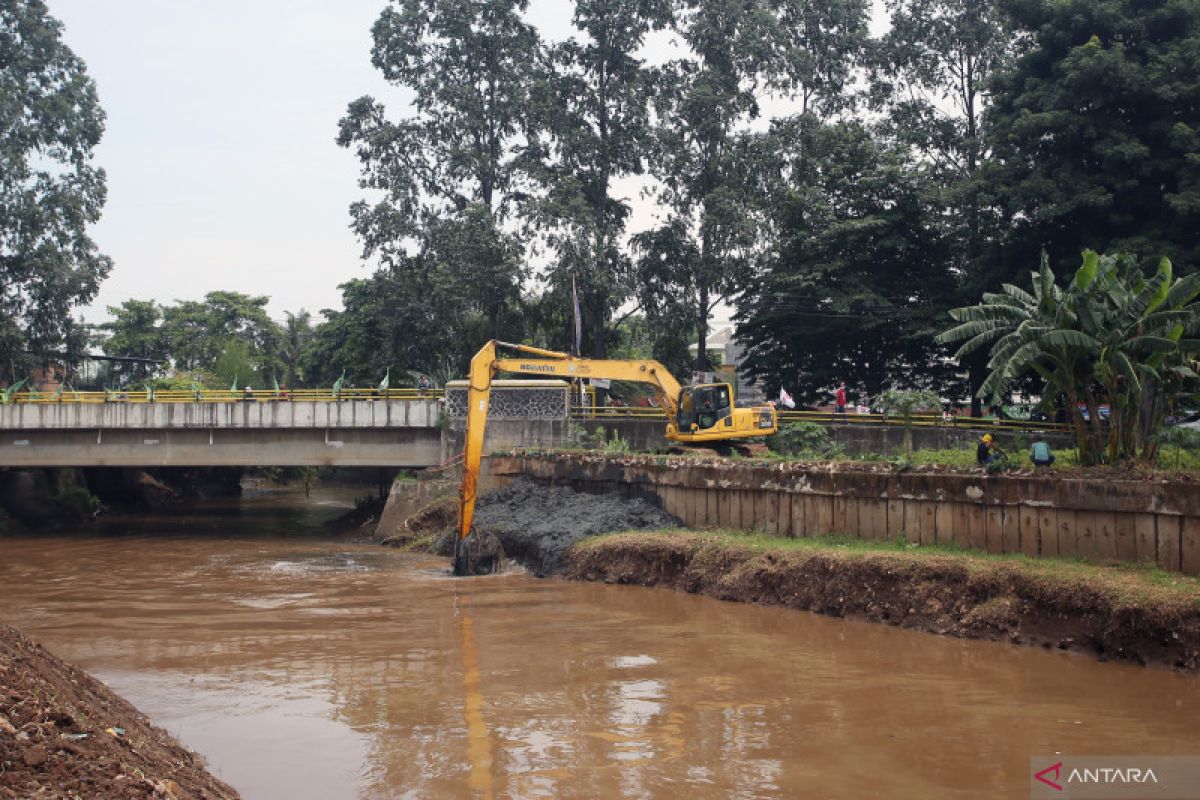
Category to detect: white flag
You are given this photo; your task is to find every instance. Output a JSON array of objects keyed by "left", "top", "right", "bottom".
[{"left": 779, "top": 388, "right": 795, "bottom": 409}]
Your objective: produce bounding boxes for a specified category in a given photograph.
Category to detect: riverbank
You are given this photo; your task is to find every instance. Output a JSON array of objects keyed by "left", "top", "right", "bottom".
[
  {"left": 0, "top": 626, "right": 240, "bottom": 799},
  {"left": 563, "top": 531, "right": 1200, "bottom": 671}
]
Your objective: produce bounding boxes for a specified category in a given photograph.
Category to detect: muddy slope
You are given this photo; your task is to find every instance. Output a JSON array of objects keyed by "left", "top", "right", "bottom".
[
  {"left": 564, "top": 534, "right": 1200, "bottom": 672},
  {"left": 0, "top": 626, "right": 240, "bottom": 799},
  {"left": 473, "top": 478, "right": 681, "bottom": 574}
]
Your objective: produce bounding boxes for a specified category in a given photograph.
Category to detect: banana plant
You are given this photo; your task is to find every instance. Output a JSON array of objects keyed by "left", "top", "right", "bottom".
[{"left": 939, "top": 251, "right": 1200, "bottom": 465}]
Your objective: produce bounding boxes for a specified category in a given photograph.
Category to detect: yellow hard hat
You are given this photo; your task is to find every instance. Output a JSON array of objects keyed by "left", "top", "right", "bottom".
[{"left": 982, "top": 434, "right": 993, "bottom": 444}]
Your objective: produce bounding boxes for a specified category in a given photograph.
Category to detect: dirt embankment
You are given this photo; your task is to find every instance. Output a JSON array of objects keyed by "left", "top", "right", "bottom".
[
  {"left": 564, "top": 533, "right": 1200, "bottom": 672},
  {"left": 0, "top": 626, "right": 240, "bottom": 799},
  {"left": 471, "top": 479, "right": 682, "bottom": 575}
]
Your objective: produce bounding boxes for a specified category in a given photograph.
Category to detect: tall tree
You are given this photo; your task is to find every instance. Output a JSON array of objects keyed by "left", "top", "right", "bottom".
[
  {"left": 301, "top": 258, "right": 476, "bottom": 387},
  {"left": 636, "top": 0, "right": 779, "bottom": 371},
  {"left": 988, "top": 0, "right": 1200, "bottom": 270},
  {"left": 532, "top": 0, "right": 670, "bottom": 359},
  {"left": 873, "top": 0, "right": 1018, "bottom": 411},
  {"left": 279, "top": 310, "right": 313, "bottom": 388},
  {"left": 100, "top": 299, "right": 166, "bottom": 386},
  {"left": 737, "top": 119, "right": 955, "bottom": 405},
  {"left": 0, "top": 0, "right": 111, "bottom": 382},
  {"left": 338, "top": 0, "right": 542, "bottom": 342},
  {"left": 160, "top": 292, "right": 282, "bottom": 380}
]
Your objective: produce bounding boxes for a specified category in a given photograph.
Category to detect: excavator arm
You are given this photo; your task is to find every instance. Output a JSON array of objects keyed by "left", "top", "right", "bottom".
[{"left": 457, "top": 340, "right": 683, "bottom": 543}]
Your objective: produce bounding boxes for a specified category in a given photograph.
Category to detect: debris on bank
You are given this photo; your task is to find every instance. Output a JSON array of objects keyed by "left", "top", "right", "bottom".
[
  {"left": 564, "top": 532, "right": 1200, "bottom": 671},
  {"left": 0, "top": 626, "right": 240, "bottom": 799},
  {"left": 471, "top": 478, "right": 682, "bottom": 575}
]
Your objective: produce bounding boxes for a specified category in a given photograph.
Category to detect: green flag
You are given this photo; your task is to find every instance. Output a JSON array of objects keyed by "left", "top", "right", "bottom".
[
  {"left": 333, "top": 370, "right": 345, "bottom": 397},
  {"left": 53, "top": 383, "right": 65, "bottom": 401},
  {"left": 230, "top": 375, "right": 238, "bottom": 393},
  {"left": 144, "top": 383, "right": 154, "bottom": 402},
  {"left": 272, "top": 375, "right": 281, "bottom": 396},
  {"left": 378, "top": 369, "right": 389, "bottom": 394}
]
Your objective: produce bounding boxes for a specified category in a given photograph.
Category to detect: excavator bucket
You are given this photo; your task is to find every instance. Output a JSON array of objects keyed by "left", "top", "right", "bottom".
[{"left": 453, "top": 530, "right": 503, "bottom": 576}]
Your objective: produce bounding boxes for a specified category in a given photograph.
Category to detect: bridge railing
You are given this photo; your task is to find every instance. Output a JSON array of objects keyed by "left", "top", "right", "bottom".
[
  {"left": 2, "top": 388, "right": 445, "bottom": 405},
  {"left": 568, "top": 404, "right": 1071, "bottom": 433}
]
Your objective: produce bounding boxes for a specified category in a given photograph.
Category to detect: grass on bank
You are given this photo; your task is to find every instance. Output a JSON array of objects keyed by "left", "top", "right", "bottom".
[{"left": 574, "top": 528, "right": 1200, "bottom": 607}]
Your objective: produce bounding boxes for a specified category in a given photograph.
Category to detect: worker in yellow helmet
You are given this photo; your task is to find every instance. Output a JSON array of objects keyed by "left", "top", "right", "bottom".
[{"left": 976, "top": 433, "right": 1001, "bottom": 465}]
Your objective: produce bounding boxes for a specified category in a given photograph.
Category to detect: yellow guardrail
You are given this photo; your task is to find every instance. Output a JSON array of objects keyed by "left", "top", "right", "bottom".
[
  {"left": 2, "top": 388, "right": 445, "bottom": 405},
  {"left": 569, "top": 404, "right": 1070, "bottom": 433}
]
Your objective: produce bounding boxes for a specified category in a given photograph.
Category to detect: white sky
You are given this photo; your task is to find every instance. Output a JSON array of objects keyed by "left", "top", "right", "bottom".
[{"left": 53, "top": 0, "right": 883, "bottom": 325}]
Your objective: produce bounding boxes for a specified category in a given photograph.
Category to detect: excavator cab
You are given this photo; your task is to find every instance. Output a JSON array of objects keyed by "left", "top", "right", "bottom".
[
  {"left": 673, "top": 382, "right": 775, "bottom": 443},
  {"left": 677, "top": 384, "right": 735, "bottom": 432}
]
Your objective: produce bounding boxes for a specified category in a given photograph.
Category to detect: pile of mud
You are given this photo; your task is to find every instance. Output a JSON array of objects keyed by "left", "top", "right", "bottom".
[
  {"left": 0, "top": 626, "right": 240, "bottom": 799},
  {"left": 472, "top": 478, "right": 681, "bottom": 575}
]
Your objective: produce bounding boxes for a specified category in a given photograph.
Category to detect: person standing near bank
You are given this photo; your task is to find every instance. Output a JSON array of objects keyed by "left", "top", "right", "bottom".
[{"left": 835, "top": 382, "right": 847, "bottom": 415}]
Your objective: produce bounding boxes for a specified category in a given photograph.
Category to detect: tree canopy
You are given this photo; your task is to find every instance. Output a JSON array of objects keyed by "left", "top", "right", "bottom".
[{"left": 1, "top": 0, "right": 110, "bottom": 382}]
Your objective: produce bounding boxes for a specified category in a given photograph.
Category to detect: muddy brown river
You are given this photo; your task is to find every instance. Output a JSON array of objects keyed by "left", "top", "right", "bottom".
[{"left": 1, "top": 485, "right": 1197, "bottom": 798}]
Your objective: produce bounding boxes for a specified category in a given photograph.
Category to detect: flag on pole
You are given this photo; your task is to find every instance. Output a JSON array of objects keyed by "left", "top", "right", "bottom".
[
  {"left": 272, "top": 375, "right": 282, "bottom": 397},
  {"left": 571, "top": 273, "right": 582, "bottom": 357},
  {"left": 378, "top": 368, "right": 389, "bottom": 394},
  {"left": 333, "top": 370, "right": 345, "bottom": 398},
  {"left": 779, "top": 387, "right": 796, "bottom": 409},
  {"left": 230, "top": 375, "right": 238, "bottom": 393}
]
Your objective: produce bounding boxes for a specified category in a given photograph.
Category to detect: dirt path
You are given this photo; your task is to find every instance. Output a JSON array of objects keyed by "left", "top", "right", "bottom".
[{"left": 0, "top": 626, "right": 239, "bottom": 799}]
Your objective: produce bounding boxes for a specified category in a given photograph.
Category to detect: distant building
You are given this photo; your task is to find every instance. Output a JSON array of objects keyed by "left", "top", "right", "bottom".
[{"left": 688, "top": 321, "right": 765, "bottom": 402}]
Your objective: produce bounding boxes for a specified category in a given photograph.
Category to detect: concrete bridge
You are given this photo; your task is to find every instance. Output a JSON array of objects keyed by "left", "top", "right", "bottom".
[
  {"left": 0, "top": 400, "right": 444, "bottom": 467},
  {"left": 0, "top": 380, "right": 1067, "bottom": 469}
]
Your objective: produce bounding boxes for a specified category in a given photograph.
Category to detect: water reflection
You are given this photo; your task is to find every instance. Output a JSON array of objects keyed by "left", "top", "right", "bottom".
[{"left": 0, "top": 486, "right": 1197, "bottom": 798}]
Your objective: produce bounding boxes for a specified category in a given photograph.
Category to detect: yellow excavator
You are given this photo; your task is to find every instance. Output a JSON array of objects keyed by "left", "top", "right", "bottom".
[{"left": 452, "top": 340, "right": 778, "bottom": 574}]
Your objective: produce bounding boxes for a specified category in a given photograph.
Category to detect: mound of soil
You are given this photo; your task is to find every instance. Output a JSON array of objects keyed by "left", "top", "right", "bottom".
[
  {"left": 564, "top": 534, "right": 1200, "bottom": 671},
  {"left": 379, "top": 495, "right": 458, "bottom": 551},
  {"left": 0, "top": 626, "right": 240, "bottom": 799},
  {"left": 472, "top": 478, "right": 681, "bottom": 575}
]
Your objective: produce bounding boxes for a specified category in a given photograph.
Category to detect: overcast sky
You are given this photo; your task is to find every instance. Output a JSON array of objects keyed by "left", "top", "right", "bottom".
[{"left": 53, "top": 0, "right": 880, "bottom": 325}]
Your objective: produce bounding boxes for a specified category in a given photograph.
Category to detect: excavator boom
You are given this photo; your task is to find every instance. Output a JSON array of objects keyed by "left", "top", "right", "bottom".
[{"left": 454, "top": 340, "right": 776, "bottom": 571}]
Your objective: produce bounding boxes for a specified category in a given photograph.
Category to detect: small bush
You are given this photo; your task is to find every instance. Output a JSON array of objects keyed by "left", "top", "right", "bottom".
[
  {"left": 54, "top": 488, "right": 99, "bottom": 521},
  {"left": 768, "top": 421, "right": 844, "bottom": 459}
]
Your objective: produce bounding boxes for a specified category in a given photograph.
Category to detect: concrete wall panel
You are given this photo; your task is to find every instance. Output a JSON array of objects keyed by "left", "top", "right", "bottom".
[
  {"left": 1038, "top": 509, "right": 1059, "bottom": 558},
  {"left": 1182, "top": 517, "right": 1200, "bottom": 576},
  {"left": 1134, "top": 513, "right": 1158, "bottom": 563},
  {"left": 1158, "top": 516, "right": 1182, "bottom": 572},
  {"left": 1019, "top": 505, "right": 1040, "bottom": 556}
]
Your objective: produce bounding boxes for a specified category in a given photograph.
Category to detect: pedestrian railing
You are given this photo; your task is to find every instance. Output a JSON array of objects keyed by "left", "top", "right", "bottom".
[
  {"left": 567, "top": 404, "right": 1071, "bottom": 433},
  {"left": 2, "top": 388, "right": 445, "bottom": 405}
]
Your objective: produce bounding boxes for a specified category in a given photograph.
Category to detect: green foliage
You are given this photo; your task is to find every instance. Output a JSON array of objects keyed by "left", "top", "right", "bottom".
[
  {"left": 0, "top": 0, "right": 111, "bottom": 382},
  {"left": 634, "top": 0, "right": 781, "bottom": 370},
  {"left": 768, "top": 421, "right": 844, "bottom": 459},
  {"left": 879, "top": 388, "right": 943, "bottom": 455},
  {"left": 53, "top": 488, "right": 99, "bottom": 521},
  {"left": 602, "top": 429, "right": 631, "bottom": 454},
  {"left": 148, "top": 369, "right": 218, "bottom": 391},
  {"left": 531, "top": 0, "right": 669, "bottom": 360},
  {"left": 100, "top": 300, "right": 166, "bottom": 385},
  {"left": 939, "top": 250, "right": 1200, "bottom": 464},
  {"left": 99, "top": 292, "right": 286, "bottom": 388},
  {"left": 878, "top": 389, "right": 942, "bottom": 419},
  {"left": 737, "top": 118, "right": 960, "bottom": 404},
  {"left": 988, "top": 0, "right": 1200, "bottom": 269}
]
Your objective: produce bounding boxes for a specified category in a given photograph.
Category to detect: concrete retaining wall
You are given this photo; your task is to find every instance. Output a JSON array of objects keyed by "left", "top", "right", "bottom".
[{"left": 486, "top": 454, "right": 1200, "bottom": 576}]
